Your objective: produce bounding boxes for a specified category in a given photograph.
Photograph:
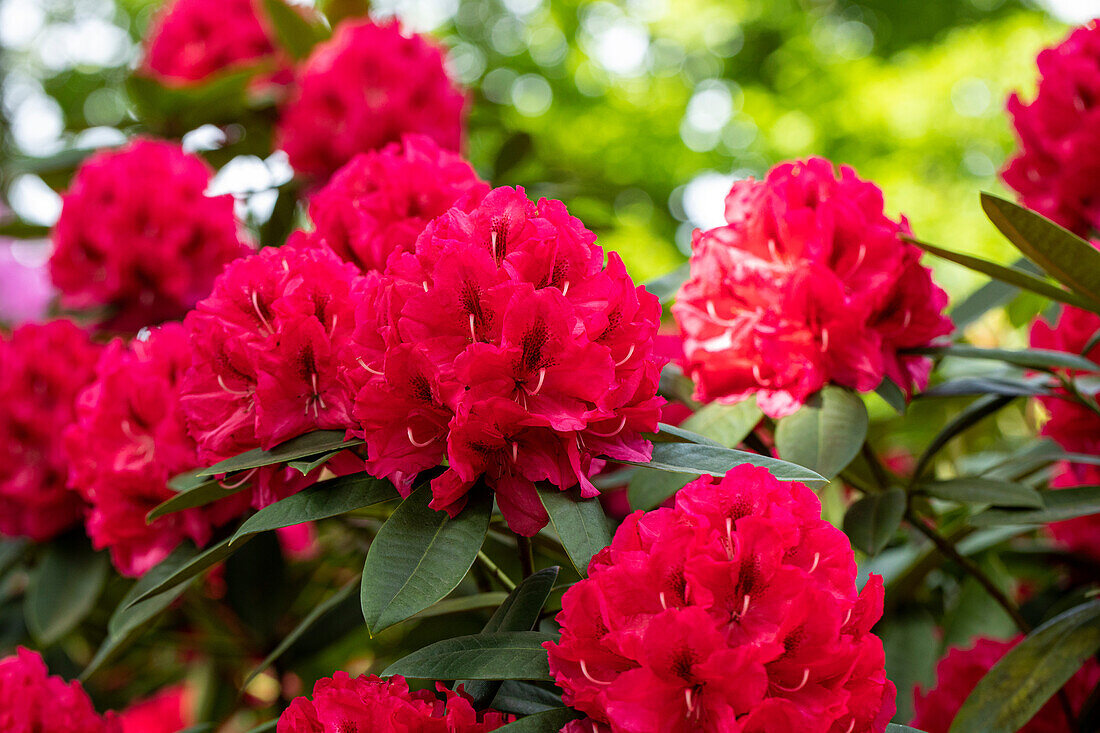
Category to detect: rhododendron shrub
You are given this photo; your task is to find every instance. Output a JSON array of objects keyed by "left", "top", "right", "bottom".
[
  {"left": 673, "top": 157, "right": 952, "bottom": 418},
  {"left": 276, "top": 19, "right": 466, "bottom": 180},
  {"left": 276, "top": 673, "right": 512, "bottom": 732},
  {"left": 0, "top": 320, "right": 101, "bottom": 540},
  {"left": 349, "top": 185, "right": 666, "bottom": 535},
  {"left": 0, "top": 648, "right": 119, "bottom": 732},
  {"left": 912, "top": 636, "right": 1100, "bottom": 732},
  {"left": 1003, "top": 21, "right": 1100, "bottom": 237},
  {"left": 546, "top": 465, "right": 896, "bottom": 733},
  {"left": 49, "top": 138, "right": 250, "bottom": 330},
  {"left": 64, "top": 324, "right": 249, "bottom": 577},
  {"left": 304, "top": 134, "right": 488, "bottom": 272}
]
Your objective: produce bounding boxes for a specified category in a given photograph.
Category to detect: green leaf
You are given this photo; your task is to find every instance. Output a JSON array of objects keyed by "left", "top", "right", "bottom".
[
  {"left": 906, "top": 234, "right": 1100, "bottom": 313},
  {"left": 24, "top": 538, "right": 108, "bottom": 645},
  {"left": 241, "top": 722, "right": 277, "bottom": 733},
  {"left": 644, "top": 262, "right": 689, "bottom": 305},
  {"left": 844, "top": 488, "right": 906, "bottom": 555},
  {"left": 494, "top": 709, "right": 582, "bottom": 732},
  {"left": 383, "top": 631, "right": 555, "bottom": 681},
  {"left": 168, "top": 469, "right": 215, "bottom": 492},
  {"left": 614, "top": 441, "right": 827, "bottom": 486},
  {"left": 0, "top": 540, "right": 28, "bottom": 582},
  {"left": 244, "top": 576, "right": 359, "bottom": 688},
  {"left": 910, "top": 344, "right": 1100, "bottom": 373},
  {"left": 127, "top": 64, "right": 269, "bottom": 134},
  {"left": 920, "top": 376, "right": 1049, "bottom": 398},
  {"left": 949, "top": 600, "right": 1100, "bottom": 733},
  {"left": 919, "top": 478, "right": 1043, "bottom": 508},
  {"left": 913, "top": 395, "right": 1016, "bottom": 480},
  {"left": 287, "top": 451, "right": 340, "bottom": 476},
  {"left": 413, "top": 592, "right": 511, "bottom": 620},
  {"left": 942, "top": 555, "right": 1016, "bottom": 651},
  {"left": 83, "top": 545, "right": 200, "bottom": 679},
  {"left": 886, "top": 726, "right": 929, "bottom": 733},
  {"left": 361, "top": 483, "right": 491, "bottom": 634},
  {"left": 231, "top": 473, "right": 398, "bottom": 545},
  {"left": 178, "top": 725, "right": 216, "bottom": 733},
  {"left": 879, "top": 610, "right": 938, "bottom": 724},
  {"left": 318, "top": 0, "right": 368, "bottom": 25},
  {"left": 538, "top": 487, "right": 611, "bottom": 577},
  {"left": 981, "top": 192, "right": 1100, "bottom": 306},
  {"left": 127, "top": 536, "right": 251, "bottom": 607},
  {"left": 875, "top": 377, "right": 907, "bottom": 415},
  {"left": 259, "top": 0, "right": 329, "bottom": 61},
  {"left": 627, "top": 468, "right": 695, "bottom": 512},
  {"left": 679, "top": 399, "right": 763, "bottom": 448},
  {"left": 491, "top": 681, "right": 565, "bottom": 716},
  {"left": 494, "top": 131, "right": 534, "bottom": 179},
  {"left": 775, "top": 386, "right": 869, "bottom": 480},
  {"left": 970, "top": 485, "right": 1100, "bottom": 527},
  {"left": 649, "top": 422, "right": 722, "bottom": 447},
  {"left": 949, "top": 271, "right": 1026, "bottom": 331},
  {"left": 657, "top": 364, "right": 698, "bottom": 406},
  {"left": 147, "top": 476, "right": 251, "bottom": 523},
  {"left": 462, "top": 567, "right": 560, "bottom": 707},
  {"left": 199, "top": 431, "right": 363, "bottom": 476},
  {"left": 0, "top": 219, "right": 50, "bottom": 239},
  {"left": 1084, "top": 328, "right": 1100, "bottom": 357}
]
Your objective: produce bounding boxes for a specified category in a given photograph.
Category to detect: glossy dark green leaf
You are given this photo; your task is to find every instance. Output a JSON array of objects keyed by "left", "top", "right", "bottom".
[
  {"left": 0, "top": 540, "right": 28, "bottom": 582},
  {"left": 241, "top": 721, "right": 277, "bottom": 733},
  {"left": 198, "top": 431, "right": 363, "bottom": 476},
  {"left": 413, "top": 592, "right": 511, "bottom": 620},
  {"left": 920, "top": 478, "right": 1043, "bottom": 508},
  {"left": 259, "top": 0, "right": 329, "bottom": 60},
  {"left": 886, "top": 726, "right": 929, "bottom": 733},
  {"left": 127, "top": 64, "right": 269, "bottom": 133},
  {"left": 920, "top": 376, "right": 1049, "bottom": 398},
  {"left": 875, "top": 377, "right": 908, "bottom": 414},
  {"left": 941, "top": 556, "right": 1016, "bottom": 651},
  {"left": 319, "top": 0, "right": 369, "bottom": 26},
  {"left": 168, "top": 469, "right": 213, "bottom": 492},
  {"left": 494, "top": 132, "right": 534, "bottom": 179},
  {"left": 879, "top": 610, "right": 938, "bottom": 723},
  {"left": 538, "top": 487, "right": 611, "bottom": 577},
  {"left": 24, "top": 538, "right": 108, "bottom": 645},
  {"left": 231, "top": 473, "right": 398, "bottom": 546},
  {"left": 147, "top": 476, "right": 251, "bottom": 522},
  {"left": 911, "top": 344, "right": 1099, "bottom": 373},
  {"left": 913, "top": 395, "right": 1016, "bottom": 480},
  {"left": 178, "top": 725, "right": 215, "bottom": 733},
  {"left": 648, "top": 422, "right": 722, "bottom": 447},
  {"left": 970, "top": 485, "right": 1100, "bottom": 527},
  {"left": 494, "top": 709, "right": 583, "bottom": 732},
  {"left": 981, "top": 193, "right": 1100, "bottom": 306},
  {"left": 906, "top": 234, "right": 1100, "bottom": 313},
  {"left": 491, "top": 681, "right": 566, "bottom": 716},
  {"left": 83, "top": 545, "right": 200, "bottom": 679},
  {"left": 644, "top": 262, "right": 690, "bottom": 304},
  {"left": 657, "top": 364, "right": 698, "bottom": 406},
  {"left": 361, "top": 483, "right": 491, "bottom": 634},
  {"left": 614, "top": 441, "right": 827, "bottom": 486},
  {"left": 843, "top": 488, "right": 906, "bottom": 555},
  {"left": 287, "top": 450, "right": 339, "bottom": 476},
  {"left": 679, "top": 399, "right": 763, "bottom": 448},
  {"left": 949, "top": 263, "right": 1032, "bottom": 331},
  {"left": 775, "top": 386, "right": 869, "bottom": 479},
  {"left": 127, "top": 536, "right": 250, "bottom": 607},
  {"left": 627, "top": 468, "right": 694, "bottom": 511},
  {"left": 949, "top": 600, "right": 1100, "bottom": 733},
  {"left": 383, "top": 631, "right": 556, "bottom": 681},
  {"left": 462, "top": 567, "right": 560, "bottom": 707}
]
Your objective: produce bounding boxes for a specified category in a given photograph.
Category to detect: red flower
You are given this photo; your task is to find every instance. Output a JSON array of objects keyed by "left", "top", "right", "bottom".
[
  {"left": 912, "top": 636, "right": 1100, "bottom": 733},
  {"left": 305, "top": 134, "right": 488, "bottom": 272},
  {"left": 142, "top": 0, "right": 292, "bottom": 86},
  {"left": 1030, "top": 304, "right": 1100, "bottom": 560},
  {"left": 118, "top": 685, "right": 192, "bottom": 733},
  {"left": 276, "top": 19, "right": 466, "bottom": 181},
  {"left": 0, "top": 320, "right": 101, "bottom": 541},
  {"left": 1003, "top": 21, "right": 1100, "bottom": 237},
  {"left": 180, "top": 240, "right": 363, "bottom": 506},
  {"left": 64, "top": 324, "right": 250, "bottom": 577},
  {"left": 350, "top": 186, "right": 666, "bottom": 535},
  {"left": 545, "top": 464, "right": 896, "bottom": 733},
  {"left": 673, "top": 158, "right": 952, "bottom": 418},
  {"left": 276, "top": 672, "right": 512, "bottom": 732},
  {"left": 0, "top": 647, "right": 119, "bottom": 733},
  {"left": 49, "top": 138, "right": 250, "bottom": 330}
]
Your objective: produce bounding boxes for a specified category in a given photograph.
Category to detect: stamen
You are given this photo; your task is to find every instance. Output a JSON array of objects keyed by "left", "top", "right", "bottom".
[
  {"left": 422, "top": 281, "right": 429, "bottom": 292},
  {"left": 740, "top": 594, "right": 751, "bottom": 618},
  {"left": 587, "top": 416, "right": 627, "bottom": 438},
  {"left": 219, "top": 467, "right": 257, "bottom": 490},
  {"left": 705, "top": 300, "right": 741, "bottom": 327},
  {"left": 407, "top": 427, "right": 435, "bottom": 448},
  {"left": 357, "top": 358, "right": 383, "bottom": 376},
  {"left": 842, "top": 608, "right": 853, "bottom": 627},
  {"left": 526, "top": 368, "right": 546, "bottom": 396},
  {"left": 767, "top": 238, "right": 780, "bottom": 260},
  {"left": 852, "top": 242, "right": 867, "bottom": 271},
  {"left": 773, "top": 668, "right": 810, "bottom": 693},
  {"left": 511, "top": 441, "right": 519, "bottom": 463},
  {"left": 251, "top": 290, "right": 273, "bottom": 334},
  {"left": 901, "top": 309, "right": 912, "bottom": 329},
  {"left": 808, "top": 551, "right": 820, "bottom": 574},
  {"left": 217, "top": 374, "right": 251, "bottom": 397},
  {"left": 330, "top": 314, "right": 338, "bottom": 336},
  {"left": 726, "top": 517, "right": 734, "bottom": 548},
  {"left": 821, "top": 328, "right": 830, "bottom": 352},
  {"left": 579, "top": 659, "right": 612, "bottom": 686},
  {"left": 491, "top": 230, "right": 498, "bottom": 261},
  {"left": 659, "top": 591, "right": 668, "bottom": 610},
  {"left": 121, "top": 420, "right": 141, "bottom": 442},
  {"left": 614, "top": 344, "right": 635, "bottom": 367},
  {"left": 561, "top": 280, "right": 571, "bottom": 297},
  {"left": 310, "top": 373, "right": 327, "bottom": 410},
  {"left": 684, "top": 688, "right": 696, "bottom": 714},
  {"left": 844, "top": 718, "right": 856, "bottom": 733},
  {"left": 752, "top": 363, "right": 765, "bottom": 385},
  {"left": 469, "top": 313, "right": 477, "bottom": 341}
]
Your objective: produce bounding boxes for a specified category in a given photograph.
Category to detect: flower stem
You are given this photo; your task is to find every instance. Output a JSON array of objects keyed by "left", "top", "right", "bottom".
[
  {"left": 476, "top": 550, "right": 517, "bottom": 592},
  {"left": 516, "top": 534, "right": 534, "bottom": 579}
]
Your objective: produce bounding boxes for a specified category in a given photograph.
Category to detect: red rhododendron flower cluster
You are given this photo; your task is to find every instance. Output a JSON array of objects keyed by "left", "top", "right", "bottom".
[
  {"left": 143, "top": 0, "right": 288, "bottom": 85},
  {"left": 277, "top": 672, "right": 512, "bottom": 732},
  {"left": 0, "top": 647, "right": 120, "bottom": 733},
  {"left": 912, "top": 636, "right": 1100, "bottom": 732},
  {"left": 348, "top": 186, "right": 666, "bottom": 535},
  {"left": 545, "top": 464, "right": 896, "bottom": 733},
  {"left": 0, "top": 320, "right": 101, "bottom": 541},
  {"left": 64, "top": 324, "right": 249, "bottom": 577},
  {"left": 49, "top": 138, "right": 250, "bottom": 330},
  {"left": 1003, "top": 21, "right": 1100, "bottom": 237},
  {"left": 673, "top": 157, "right": 953, "bottom": 418},
  {"left": 276, "top": 19, "right": 466, "bottom": 181},
  {"left": 117, "top": 685, "right": 192, "bottom": 733},
  {"left": 305, "top": 134, "right": 488, "bottom": 272},
  {"left": 181, "top": 240, "right": 362, "bottom": 505},
  {"left": 1030, "top": 304, "right": 1100, "bottom": 560}
]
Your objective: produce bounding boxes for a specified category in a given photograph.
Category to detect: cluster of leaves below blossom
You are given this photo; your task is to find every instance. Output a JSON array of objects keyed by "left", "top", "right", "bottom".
[
  {"left": 673, "top": 157, "right": 953, "bottom": 419},
  {"left": 545, "top": 465, "right": 896, "bottom": 733},
  {"left": 1030, "top": 303, "right": 1100, "bottom": 562},
  {"left": 0, "top": 320, "right": 101, "bottom": 541},
  {"left": 912, "top": 636, "right": 1100, "bottom": 732},
  {"left": 63, "top": 324, "right": 251, "bottom": 578},
  {"left": 276, "top": 673, "right": 512, "bottom": 732},
  {"left": 1003, "top": 21, "right": 1100, "bottom": 238}
]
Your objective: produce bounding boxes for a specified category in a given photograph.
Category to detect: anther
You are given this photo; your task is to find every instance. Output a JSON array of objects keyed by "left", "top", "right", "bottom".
[
  {"left": 561, "top": 280, "right": 571, "bottom": 297},
  {"left": 587, "top": 416, "right": 627, "bottom": 438},
  {"left": 579, "top": 659, "right": 612, "bottom": 686},
  {"left": 407, "top": 427, "right": 434, "bottom": 448},
  {"left": 773, "top": 668, "right": 810, "bottom": 693},
  {"left": 615, "top": 344, "right": 635, "bottom": 367}
]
